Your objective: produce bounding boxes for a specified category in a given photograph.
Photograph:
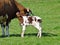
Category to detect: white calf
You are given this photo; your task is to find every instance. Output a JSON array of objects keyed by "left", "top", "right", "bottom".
[{"left": 20, "top": 16, "right": 42, "bottom": 38}]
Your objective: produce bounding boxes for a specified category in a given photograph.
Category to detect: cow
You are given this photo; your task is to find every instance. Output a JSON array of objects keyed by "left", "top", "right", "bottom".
[
  {"left": 0, "top": 0, "right": 33, "bottom": 37},
  {"left": 16, "top": 12, "right": 42, "bottom": 38}
]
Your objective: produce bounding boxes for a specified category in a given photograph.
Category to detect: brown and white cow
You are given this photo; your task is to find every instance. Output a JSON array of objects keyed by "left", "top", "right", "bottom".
[
  {"left": 0, "top": 0, "right": 33, "bottom": 37},
  {"left": 16, "top": 12, "right": 42, "bottom": 38}
]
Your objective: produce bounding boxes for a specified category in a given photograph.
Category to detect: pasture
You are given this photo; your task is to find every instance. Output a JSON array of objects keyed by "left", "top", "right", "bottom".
[{"left": 0, "top": 0, "right": 60, "bottom": 45}]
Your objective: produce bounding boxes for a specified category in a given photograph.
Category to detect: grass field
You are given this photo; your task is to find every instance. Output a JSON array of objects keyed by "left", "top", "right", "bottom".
[{"left": 0, "top": 0, "right": 60, "bottom": 45}]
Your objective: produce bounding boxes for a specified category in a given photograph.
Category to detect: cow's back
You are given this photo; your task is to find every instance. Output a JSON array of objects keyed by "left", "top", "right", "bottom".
[
  {"left": 0, "top": 0, "right": 5, "bottom": 16},
  {"left": 0, "top": 0, "right": 19, "bottom": 19}
]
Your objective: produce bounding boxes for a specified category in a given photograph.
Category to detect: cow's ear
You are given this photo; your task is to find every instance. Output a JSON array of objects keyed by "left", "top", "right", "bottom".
[
  {"left": 16, "top": 12, "right": 20, "bottom": 16},
  {"left": 26, "top": 8, "right": 30, "bottom": 12}
]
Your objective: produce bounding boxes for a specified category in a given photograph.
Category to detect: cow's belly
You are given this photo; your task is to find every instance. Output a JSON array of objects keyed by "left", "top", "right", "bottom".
[{"left": 0, "top": 15, "right": 8, "bottom": 24}]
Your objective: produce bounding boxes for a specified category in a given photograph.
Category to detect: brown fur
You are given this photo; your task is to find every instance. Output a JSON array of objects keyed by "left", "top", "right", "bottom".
[
  {"left": 15, "top": 1, "right": 26, "bottom": 16},
  {"left": 28, "top": 17, "right": 33, "bottom": 24},
  {"left": 0, "top": 0, "right": 31, "bottom": 25},
  {"left": 35, "top": 17, "right": 36, "bottom": 21},
  {"left": 16, "top": 12, "right": 23, "bottom": 24}
]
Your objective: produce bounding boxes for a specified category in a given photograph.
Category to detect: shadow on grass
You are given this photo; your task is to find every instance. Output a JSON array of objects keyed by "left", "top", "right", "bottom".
[
  {"left": 42, "top": 33, "right": 57, "bottom": 37},
  {"left": 24, "top": 33, "right": 57, "bottom": 37},
  {"left": 0, "top": 32, "right": 57, "bottom": 38}
]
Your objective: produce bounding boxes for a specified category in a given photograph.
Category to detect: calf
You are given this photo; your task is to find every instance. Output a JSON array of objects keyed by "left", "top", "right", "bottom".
[{"left": 16, "top": 12, "right": 42, "bottom": 38}]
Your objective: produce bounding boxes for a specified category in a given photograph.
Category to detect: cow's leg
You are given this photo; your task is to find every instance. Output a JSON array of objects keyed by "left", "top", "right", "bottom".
[
  {"left": 5, "top": 24, "right": 9, "bottom": 37},
  {"left": 21, "top": 25, "right": 26, "bottom": 37},
  {"left": 34, "top": 23, "right": 42, "bottom": 38},
  {"left": 1, "top": 24, "right": 5, "bottom": 36}
]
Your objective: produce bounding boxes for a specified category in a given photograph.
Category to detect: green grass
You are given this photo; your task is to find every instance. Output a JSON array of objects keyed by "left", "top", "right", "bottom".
[{"left": 0, "top": 0, "right": 60, "bottom": 45}]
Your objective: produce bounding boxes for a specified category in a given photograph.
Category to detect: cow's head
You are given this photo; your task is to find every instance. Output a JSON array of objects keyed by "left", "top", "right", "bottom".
[{"left": 24, "top": 8, "right": 34, "bottom": 16}]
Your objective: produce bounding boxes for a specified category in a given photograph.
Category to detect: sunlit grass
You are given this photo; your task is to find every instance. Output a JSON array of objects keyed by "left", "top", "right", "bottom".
[{"left": 0, "top": 0, "right": 60, "bottom": 45}]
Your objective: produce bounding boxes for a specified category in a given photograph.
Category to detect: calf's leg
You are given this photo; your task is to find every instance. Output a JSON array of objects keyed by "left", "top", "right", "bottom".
[
  {"left": 37, "top": 26, "right": 42, "bottom": 38},
  {"left": 34, "top": 23, "right": 42, "bottom": 38},
  {"left": 21, "top": 25, "right": 26, "bottom": 37}
]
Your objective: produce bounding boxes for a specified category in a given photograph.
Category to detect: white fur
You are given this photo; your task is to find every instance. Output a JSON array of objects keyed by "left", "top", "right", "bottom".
[{"left": 21, "top": 16, "right": 42, "bottom": 38}]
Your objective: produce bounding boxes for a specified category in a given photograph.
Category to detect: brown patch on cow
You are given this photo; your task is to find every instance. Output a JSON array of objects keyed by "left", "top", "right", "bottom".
[
  {"left": 28, "top": 17, "right": 33, "bottom": 24},
  {"left": 38, "top": 19, "right": 42, "bottom": 23}
]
